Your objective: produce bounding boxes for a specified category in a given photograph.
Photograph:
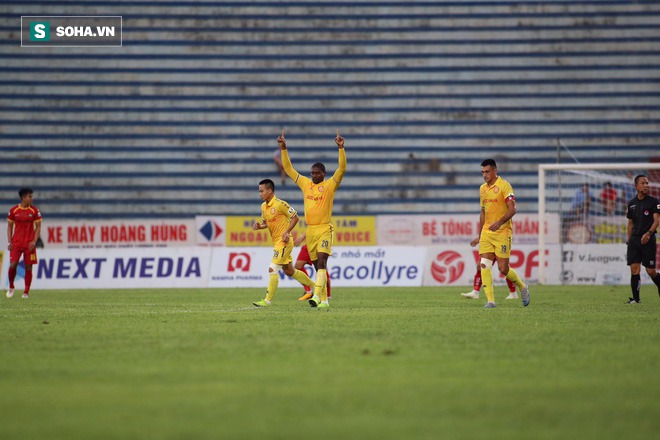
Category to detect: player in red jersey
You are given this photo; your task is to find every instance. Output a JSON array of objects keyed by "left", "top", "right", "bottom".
[
  {"left": 294, "top": 232, "right": 331, "bottom": 301},
  {"left": 6, "top": 188, "right": 42, "bottom": 299}
]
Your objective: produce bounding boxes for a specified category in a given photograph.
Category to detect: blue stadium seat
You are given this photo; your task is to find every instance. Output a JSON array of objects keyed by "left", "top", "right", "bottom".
[{"left": 1, "top": 1, "right": 658, "bottom": 218}]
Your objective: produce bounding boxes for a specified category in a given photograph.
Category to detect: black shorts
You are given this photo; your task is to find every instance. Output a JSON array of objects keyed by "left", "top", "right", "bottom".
[{"left": 626, "top": 236, "right": 657, "bottom": 268}]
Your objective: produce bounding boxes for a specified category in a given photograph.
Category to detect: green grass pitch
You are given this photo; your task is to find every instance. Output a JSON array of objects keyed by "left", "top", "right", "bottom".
[{"left": 1, "top": 285, "right": 658, "bottom": 440}]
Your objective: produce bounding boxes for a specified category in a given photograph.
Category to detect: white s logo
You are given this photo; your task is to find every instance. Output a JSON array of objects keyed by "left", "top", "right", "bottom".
[{"left": 34, "top": 24, "right": 46, "bottom": 39}]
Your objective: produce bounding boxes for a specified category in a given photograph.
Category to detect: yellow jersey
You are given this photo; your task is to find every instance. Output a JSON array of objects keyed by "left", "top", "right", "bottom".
[
  {"left": 261, "top": 196, "right": 297, "bottom": 245},
  {"left": 281, "top": 148, "right": 347, "bottom": 226},
  {"left": 480, "top": 176, "right": 515, "bottom": 236}
]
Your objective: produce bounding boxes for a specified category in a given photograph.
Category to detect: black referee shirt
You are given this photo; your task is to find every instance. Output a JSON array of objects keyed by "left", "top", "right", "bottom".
[{"left": 626, "top": 194, "right": 660, "bottom": 237}]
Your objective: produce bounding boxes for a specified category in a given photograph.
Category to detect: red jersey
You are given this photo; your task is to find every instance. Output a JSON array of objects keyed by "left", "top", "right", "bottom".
[
  {"left": 8, "top": 204, "right": 42, "bottom": 246},
  {"left": 601, "top": 187, "right": 617, "bottom": 202}
]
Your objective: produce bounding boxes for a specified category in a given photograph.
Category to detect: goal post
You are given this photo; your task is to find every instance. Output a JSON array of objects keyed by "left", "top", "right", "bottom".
[{"left": 538, "top": 162, "right": 660, "bottom": 284}]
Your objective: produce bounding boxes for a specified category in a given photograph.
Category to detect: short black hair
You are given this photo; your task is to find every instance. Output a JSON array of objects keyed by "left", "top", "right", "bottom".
[
  {"left": 18, "top": 187, "right": 33, "bottom": 198},
  {"left": 259, "top": 179, "right": 275, "bottom": 191},
  {"left": 481, "top": 158, "right": 497, "bottom": 168},
  {"left": 312, "top": 162, "right": 326, "bottom": 173},
  {"left": 634, "top": 174, "right": 647, "bottom": 185}
]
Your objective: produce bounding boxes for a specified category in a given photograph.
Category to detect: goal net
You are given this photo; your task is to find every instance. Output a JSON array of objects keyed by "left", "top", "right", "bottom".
[{"left": 538, "top": 163, "right": 660, "bottom": 285}]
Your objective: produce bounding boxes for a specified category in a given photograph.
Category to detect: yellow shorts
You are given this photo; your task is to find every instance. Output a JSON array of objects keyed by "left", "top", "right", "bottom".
[
  {"left": 305, "top": 224, "right": 334, "bottom": 261},
  {"left": 271, "top": 240, "right": 294, "bottom": 265},
  {"left": 478, "top": 230, "right": 513, "bottom": 259}
]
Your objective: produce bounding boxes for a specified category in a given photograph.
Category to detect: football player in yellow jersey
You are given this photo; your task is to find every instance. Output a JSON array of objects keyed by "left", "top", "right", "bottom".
[
  {"left": 474, "top": 159, "right": 530, "bottom": 308},
  {"left": 252, "top": 179, "right": 316, "bottom": 307},
  {"left": 279, "top": 130, "right": 347, "bottom": 309}
]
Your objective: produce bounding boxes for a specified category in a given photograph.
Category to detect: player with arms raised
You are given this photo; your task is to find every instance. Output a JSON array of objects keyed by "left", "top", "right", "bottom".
[
  {"left": 279, "top": 130, "right": 346, "bottom": 309},
  {"left": 252, "top": 179, "right": 316, "bottom": 307},
  {"left": 6, "top": 187, "right": 42, "bottom": 299},
  {"left": 475, "top": 159, "right": 530, "bottom": 308}
]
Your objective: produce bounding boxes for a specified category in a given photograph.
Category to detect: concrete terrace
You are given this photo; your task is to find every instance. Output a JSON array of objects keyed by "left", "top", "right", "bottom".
[{"left": 0, "top": 1, "right": 658, "bottom": 218}]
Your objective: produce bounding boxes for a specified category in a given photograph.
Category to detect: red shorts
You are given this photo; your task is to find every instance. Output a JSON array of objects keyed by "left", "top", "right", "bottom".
[
  {"left": 296, "top": 245, "right": 312, "bottom": 265},
  {"left": 9, "top": 244, "right": 38, "bottom": 265}
]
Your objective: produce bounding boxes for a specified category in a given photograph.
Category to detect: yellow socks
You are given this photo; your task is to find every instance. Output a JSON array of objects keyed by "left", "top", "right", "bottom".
[
  {"left": 291, "top": 269, "right": 315, "bottom": 289},
  {"left": 266, "top": 269, "right": 328, "bottom": 304},
  {"left": 265, "top": 273, "right": 279, "bottom": 302},
  {"left": 481, "top": 267, "right": 495, "bottom": 303},
  {"left": 505, "top": 268, "right": 526, "bottom": 290},
  {"left": 314, "top": 269, "right": 328, "bottom": 302}
]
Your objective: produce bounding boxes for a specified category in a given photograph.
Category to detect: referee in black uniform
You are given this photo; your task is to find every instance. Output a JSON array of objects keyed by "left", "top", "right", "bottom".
[{"left": 625, "top": 174, "right": 660, "bottom": 304}]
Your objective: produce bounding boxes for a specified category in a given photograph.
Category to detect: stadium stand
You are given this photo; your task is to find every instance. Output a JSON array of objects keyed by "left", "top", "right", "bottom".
[{"left": 1, "top": 1, "right": 659, "bottom": 218}]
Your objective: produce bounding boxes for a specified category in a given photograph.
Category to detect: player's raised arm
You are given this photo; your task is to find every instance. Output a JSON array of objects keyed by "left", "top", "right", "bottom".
[
  {"left": 333, "top": 129, "right": 347, "bottom": 183},
  {"left": 277, "top": 130, "right": 286, "bottom": 150},
  {"left": 278, "top": 130, "right": 300, "bottom": 182}
]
